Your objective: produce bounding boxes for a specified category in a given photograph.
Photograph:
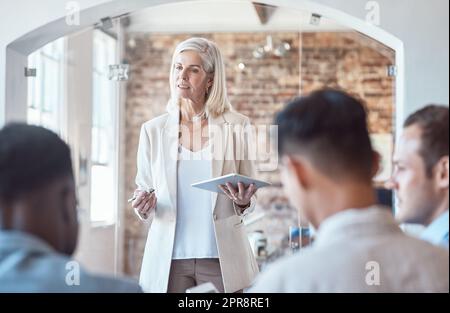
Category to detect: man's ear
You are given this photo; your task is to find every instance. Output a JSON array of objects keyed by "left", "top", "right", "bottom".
[
  {"left": 0, "top": 197, "right": 15, "bottom": 229},
  {"left": 371, "top": 150, "right": 382, "bottom": 179},
  {"left": 285, "top": 155, "right": 310, "bottom": 189},
  {"left": 60, "top": 190, "right": 70, "bottom": 224},
  {"left": 435, "top": 156, "right": 449, "bottom": 189},
  {"left": 0, "top": 200, "right": 8, "bottom": 228}
]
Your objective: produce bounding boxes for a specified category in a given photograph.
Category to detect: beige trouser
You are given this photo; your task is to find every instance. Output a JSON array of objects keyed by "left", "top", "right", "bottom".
[{"left": 167, "top": 258, "right": 225, "bottom": 293}]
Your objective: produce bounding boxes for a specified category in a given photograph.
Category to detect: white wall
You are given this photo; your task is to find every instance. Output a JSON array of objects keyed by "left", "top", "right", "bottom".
[
  {"left": 0, "top": 0, "right": 176, "bottom": 125},
  {"left": 0, "top": 0, "right": 109, "bottom": 125},
  {"left": 0, "top": 0, "right": 449, "bottom": 127},
  {"left": 306, "top": 0, "right": 449, "bottom": 114}
]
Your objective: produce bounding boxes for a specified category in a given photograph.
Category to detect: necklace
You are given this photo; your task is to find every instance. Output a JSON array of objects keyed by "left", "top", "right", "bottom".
[
  {"left": 192, "top": 111, "right": 207, "bottom": 123},
  {"left": 180, "top": 110, "right": 207, "bottom": 124}
]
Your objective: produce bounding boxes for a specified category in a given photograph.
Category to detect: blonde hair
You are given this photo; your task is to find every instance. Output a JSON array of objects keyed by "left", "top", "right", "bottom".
[{"left": 167, "top": 37, "right": 232, "bottom": 118}]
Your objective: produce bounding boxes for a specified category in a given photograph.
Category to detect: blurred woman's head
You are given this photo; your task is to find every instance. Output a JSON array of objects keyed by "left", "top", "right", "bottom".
[{"left": 168, "top": 37, "right": 231, "bottom": 117}]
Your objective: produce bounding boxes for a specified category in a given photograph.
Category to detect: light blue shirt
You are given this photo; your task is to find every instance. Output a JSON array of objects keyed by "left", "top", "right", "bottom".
[
  {"left": 421, "top": 210, "right": 449, "bottom": 248},
  {"left": 0, "top": 231, "right": 142, "bottom": 292}
]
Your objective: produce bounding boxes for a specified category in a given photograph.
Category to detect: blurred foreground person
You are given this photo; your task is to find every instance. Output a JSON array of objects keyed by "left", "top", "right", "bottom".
[
  {"left": 0, "top": 124, "right": 142, "bottom": 292},
  {"left": 249, "top": 90, "right": 449, "bottom": 292}
]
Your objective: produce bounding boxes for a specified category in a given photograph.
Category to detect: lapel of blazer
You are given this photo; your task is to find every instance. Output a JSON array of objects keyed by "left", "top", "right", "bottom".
[
  {"left": 161, "top": 109, "right": 180, "bottom": 211},
  {"left": 209, "top": 112, "right": 229, "bottom": 212}
]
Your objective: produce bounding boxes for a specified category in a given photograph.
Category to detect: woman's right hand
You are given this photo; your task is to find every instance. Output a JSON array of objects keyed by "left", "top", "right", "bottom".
[{"left": 132, "top": 189, "right": 157, "bottom": 220}]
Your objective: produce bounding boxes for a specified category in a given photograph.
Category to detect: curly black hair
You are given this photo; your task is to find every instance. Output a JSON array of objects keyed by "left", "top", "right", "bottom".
[{"left": 0, "top": 123, "right": 73, "bottom": 203}]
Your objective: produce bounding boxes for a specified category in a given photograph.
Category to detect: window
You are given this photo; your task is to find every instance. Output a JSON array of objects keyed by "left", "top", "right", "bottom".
[
  {"left": 90, "top": 29, "right": 118, "bottom": 224},
  {"left": 27, "top": 37, "right": 65, "bottom": 135}
]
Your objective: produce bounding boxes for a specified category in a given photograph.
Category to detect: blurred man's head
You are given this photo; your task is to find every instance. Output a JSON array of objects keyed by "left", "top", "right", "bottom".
[
  {"left": 0, "top": 124, "right": 78, "bottom": 255},
  {"left": 276, "top": 89, "right": 378, "bottom": 228},
  {"left": 390, "top": 105, "right": 449, "bottom": 226}
]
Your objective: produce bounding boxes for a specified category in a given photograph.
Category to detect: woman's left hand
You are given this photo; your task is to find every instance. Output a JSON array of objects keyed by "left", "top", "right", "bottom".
[{"left": 219, "top": 182, "right": 257, "bottom": 209}]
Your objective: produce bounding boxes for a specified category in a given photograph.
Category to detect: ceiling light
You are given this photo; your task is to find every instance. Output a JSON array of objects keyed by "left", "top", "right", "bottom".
[
  {"left": 310, "top": 13, "right": 321, "bottom": 26},
  {"left": 253, "top": 36, "right": 292, "bottom": 59}
]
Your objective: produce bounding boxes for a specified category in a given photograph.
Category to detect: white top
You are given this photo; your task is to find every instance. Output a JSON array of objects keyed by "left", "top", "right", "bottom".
[
  {"left": 249, "top": 207, "right": 449, "bottom": 292},
  {"left": 172, "top": 144, "right": 219, "bottom": 260}
]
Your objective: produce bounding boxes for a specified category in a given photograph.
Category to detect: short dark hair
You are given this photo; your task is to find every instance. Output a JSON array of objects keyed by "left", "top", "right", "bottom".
[
  {"left": 404, "top": 105, "right": 449, "bottom": 177},
  {"left": 276, "top": 89, "right": 374, "bottom": 181},
  {"left": 0, "top": 123, "right": 73, "bottom": 203}
]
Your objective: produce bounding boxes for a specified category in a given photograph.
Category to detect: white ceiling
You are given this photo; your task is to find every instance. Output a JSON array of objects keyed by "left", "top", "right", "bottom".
[{"left": 126, "top": 0, "right": 349, "bottom": 33}]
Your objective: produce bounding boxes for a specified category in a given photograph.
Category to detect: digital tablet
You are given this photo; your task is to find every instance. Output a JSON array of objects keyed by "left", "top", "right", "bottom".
[{"left": 191, "top": 173, "right": 271, "bottom": 194}]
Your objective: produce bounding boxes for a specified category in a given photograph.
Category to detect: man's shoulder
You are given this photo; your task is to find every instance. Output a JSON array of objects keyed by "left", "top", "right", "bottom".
[
  {"left": 79, "top": 273, "right": 142, "bottom": 293},
  {"left": 0, "top": 250, "right": 141, "bottom": 293},
  {"left": 251, "top": 233, "right": 450, "bottom": 293},
  {"left": 57, "top": 255, "right": 142, "bottom": 292},
  {"left": 401, "top": 233, "right": 449, "bottom": 261},
  {"left": 249, "top": 249, "right": 319, "bottom": 292}
]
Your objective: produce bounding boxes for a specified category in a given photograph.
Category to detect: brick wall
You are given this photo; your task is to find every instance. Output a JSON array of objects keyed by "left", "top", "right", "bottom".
[{"left": 122, "top": 32, "right": 395, "bottom": 277}]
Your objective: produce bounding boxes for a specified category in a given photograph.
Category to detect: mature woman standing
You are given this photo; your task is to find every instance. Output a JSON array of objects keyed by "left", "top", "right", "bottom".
[{"left": 132, "top": 38, "right": 259, "bottom": 293}]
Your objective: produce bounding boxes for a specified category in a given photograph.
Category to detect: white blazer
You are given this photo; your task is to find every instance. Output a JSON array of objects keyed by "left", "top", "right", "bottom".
[{"left": 136, "top": 109, "right": 259, "bottom": 293}]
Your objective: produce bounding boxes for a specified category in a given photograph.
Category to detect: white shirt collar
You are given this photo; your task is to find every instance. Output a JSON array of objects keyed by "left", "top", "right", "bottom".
[
  {"left": 420, "top": 210, "right": 449, "bottom": 248},
  {"left": 313, "top": 206, "right": 401, "bottom": 248}
]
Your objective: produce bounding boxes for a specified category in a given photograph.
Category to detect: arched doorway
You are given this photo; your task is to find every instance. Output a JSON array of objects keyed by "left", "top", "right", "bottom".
[
  {"left": 4, "top": 0, "right": 404, "bottom": 277},
  {"left": 5, "top": 0, "right": 404, "bottom": 127}
]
